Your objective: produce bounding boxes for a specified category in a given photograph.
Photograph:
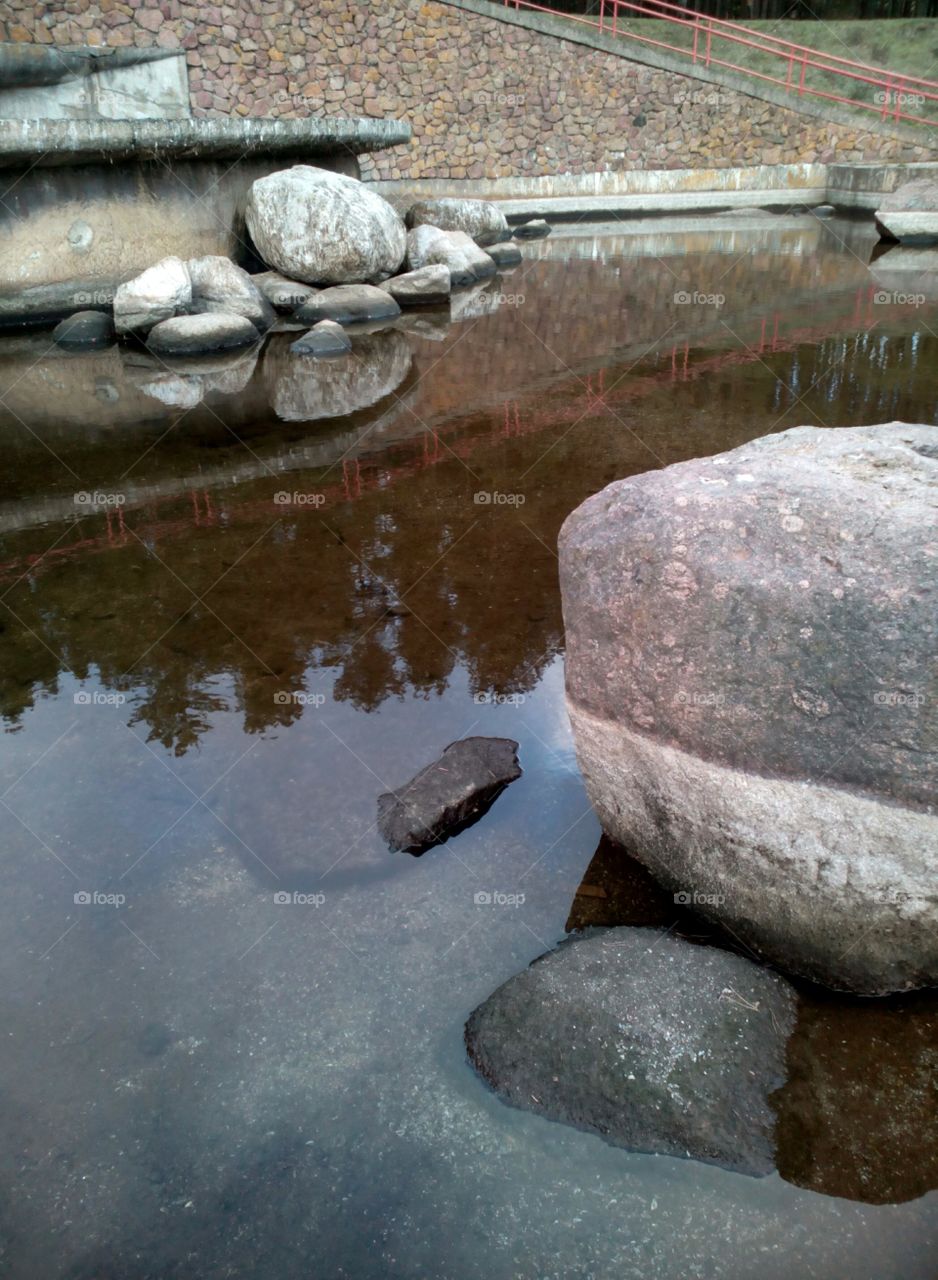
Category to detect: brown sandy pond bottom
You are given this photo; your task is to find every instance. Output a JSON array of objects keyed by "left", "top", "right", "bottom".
[{"left": 0, "top": 215, "right": 935, "bottom": 1279}]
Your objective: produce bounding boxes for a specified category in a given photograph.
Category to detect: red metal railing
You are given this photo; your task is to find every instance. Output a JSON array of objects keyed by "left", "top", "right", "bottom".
[{"left": 503, "top": 0, "right": 938, "bottom": 128}]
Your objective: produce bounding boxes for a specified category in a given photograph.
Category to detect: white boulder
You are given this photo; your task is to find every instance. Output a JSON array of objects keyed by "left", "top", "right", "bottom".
[
  {"left": 245, "top": 165, "right": 407, "bottom": 286},
  {"left": 113, "top": 256, "right": 191, "bottom": 336}
]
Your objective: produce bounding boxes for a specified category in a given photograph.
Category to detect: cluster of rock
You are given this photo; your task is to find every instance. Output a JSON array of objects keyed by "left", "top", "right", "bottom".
[
  {"left": 53, "top": 166, "right": 549, "bottom": 362},
  {"left": 464, "top": 423, "right": 935, "bottom": 1178}
]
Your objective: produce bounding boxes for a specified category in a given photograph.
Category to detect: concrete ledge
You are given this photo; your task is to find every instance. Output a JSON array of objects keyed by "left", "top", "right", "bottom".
[
  {"left": 0, "top": 116, "right": 412, "bottom": 169},
  {"left": 372, "top": 161, "right": 935, "bottom": 217},
  {"left": 494, "top": 190, "right": 825, "bottom": 219},
  {"left": 0, "top": 41, "right": 181, "bottom": 89},
  {"left": 370, "top": 163, "right": 829, "bottom": 219},
  {"left": 827, "top": 160, "right": 938, "bottom": 207},
  {"left": 439, "top": 0, "right": 938, "bottom": 150}
]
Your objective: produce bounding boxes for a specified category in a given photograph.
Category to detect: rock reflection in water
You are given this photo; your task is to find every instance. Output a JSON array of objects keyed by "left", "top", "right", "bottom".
[
  {"left": 869, "top": 245, "right": 938, "bottom": 304},
  {"left": 0, "top": 337, "right": 171, "bottom": 432},
  {"left": 263, "top": 330, "right": 413, "bottom": 422},
  {"left": 565, "top": 835, "right": 938, "bottom": 1205},
  {"left": 564, "top": 834, "right": 676, "bottom": 932},
  {"left": 449, "top": 281, "right": 502, "bottom": 322},
  {"left": 775, "top": 991, "right": 938, "bottom": 1205},
  {"left": 135, "top": 346, "right": 262, "bottom": 406}
]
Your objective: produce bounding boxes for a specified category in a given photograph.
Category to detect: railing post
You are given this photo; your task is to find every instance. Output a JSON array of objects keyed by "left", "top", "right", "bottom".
[
  {"left": 612, "top": 0, "right": 617, "bottom": 38},
  {"left": 882, "top": 75, "right": 891, "bottom": 120},
  {"left": 599, "top": 0, "right": 604, "bottom": 35},
  {"left": 705, "top": 17, "right": 712, "bottom": 68},
  {"left": 798, "top": 52, "right": 807, "bottom": 96},
  {"left": 692, "top": 22, "right": 699, "bottom": 65},
  {"left": 786, "top": 50, "right": 794, "bottom": 91}
]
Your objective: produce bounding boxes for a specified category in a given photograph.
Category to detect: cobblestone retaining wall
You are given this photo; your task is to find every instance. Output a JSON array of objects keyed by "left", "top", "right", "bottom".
[{"left": 2, "top": 0, "right": 933, "bottom": 178}]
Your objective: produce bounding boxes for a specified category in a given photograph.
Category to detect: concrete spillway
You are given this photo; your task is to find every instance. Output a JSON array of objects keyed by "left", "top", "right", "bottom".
[{"left": 0, "top": 117, "right": 412, "bottom": 327}]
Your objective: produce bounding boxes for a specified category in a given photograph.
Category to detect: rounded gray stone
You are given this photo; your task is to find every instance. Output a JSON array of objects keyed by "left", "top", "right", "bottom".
[
  {"left": 466, "top": 927, "right": 798, "bottom": 1176},
  {"left": 146, "top": 312, "right": 259, "bottom": 357},
  {"left": 513, "top": 219, "right": 551, "bottom": 240},
  {"left": 293, "top": 284, "right": 401, "bottom": 327},
  {"left": 380, "top": 264, "right": 451, "bottom": 307}
]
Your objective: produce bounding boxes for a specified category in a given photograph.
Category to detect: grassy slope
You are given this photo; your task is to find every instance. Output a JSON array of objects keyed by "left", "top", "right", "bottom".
[{"left": 602, "top": 17, "right": 938, "bottom": 120}]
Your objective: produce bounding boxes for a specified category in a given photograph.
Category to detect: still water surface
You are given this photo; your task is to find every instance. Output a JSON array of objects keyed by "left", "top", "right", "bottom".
[{"left": 0, "top": 214, "right": 936, "bottom": 1279}]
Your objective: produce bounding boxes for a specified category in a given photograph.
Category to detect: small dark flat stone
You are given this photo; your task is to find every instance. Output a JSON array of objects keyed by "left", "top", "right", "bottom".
[
  {"left": 290, "top": 319, "right": 352, "bottom": 356},
  {"left": 53, "top": 310, "right": 114, "bottom": 349},
  {"left": 377, "top": 736, "right": 521, "bottom": 854}
]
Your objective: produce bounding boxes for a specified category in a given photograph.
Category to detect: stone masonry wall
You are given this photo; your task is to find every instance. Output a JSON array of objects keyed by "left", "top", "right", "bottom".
[{"left": 2, "top": 0, "right": 934, "bottom": 179}]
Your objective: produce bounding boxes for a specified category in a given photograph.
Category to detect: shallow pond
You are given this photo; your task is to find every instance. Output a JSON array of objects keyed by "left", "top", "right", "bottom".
[{"left": 0, "top": 214, "right": 936, "bottom": 1279}]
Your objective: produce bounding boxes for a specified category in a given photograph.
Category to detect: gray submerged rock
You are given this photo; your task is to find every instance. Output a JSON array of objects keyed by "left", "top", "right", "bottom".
[
  {"left": 487, "top": 243, "right": 523, "bottom": 269},
  {"left": 147, "top": 312, "right": 259, "bottom": 356},
  {"left": 252, "top": 270, "right": 318, "bottom": 313},
  {"left": 52, "top": 310, "right": 113, "bottom": 349},
  {"left": 466, "top": 927, "right": 798, "bottom": 1176},
  {"left": 559, "top": 423, "right": 938, "bottom": 995},
  {"left": 294, "top": 284, "right": 401, "bottom": 327},
  {"left": 875, "top": 178, "right": 938, "bottom": 244},
  {"left": 377, "top": 736, "right": 522, "bottom": 854}
]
